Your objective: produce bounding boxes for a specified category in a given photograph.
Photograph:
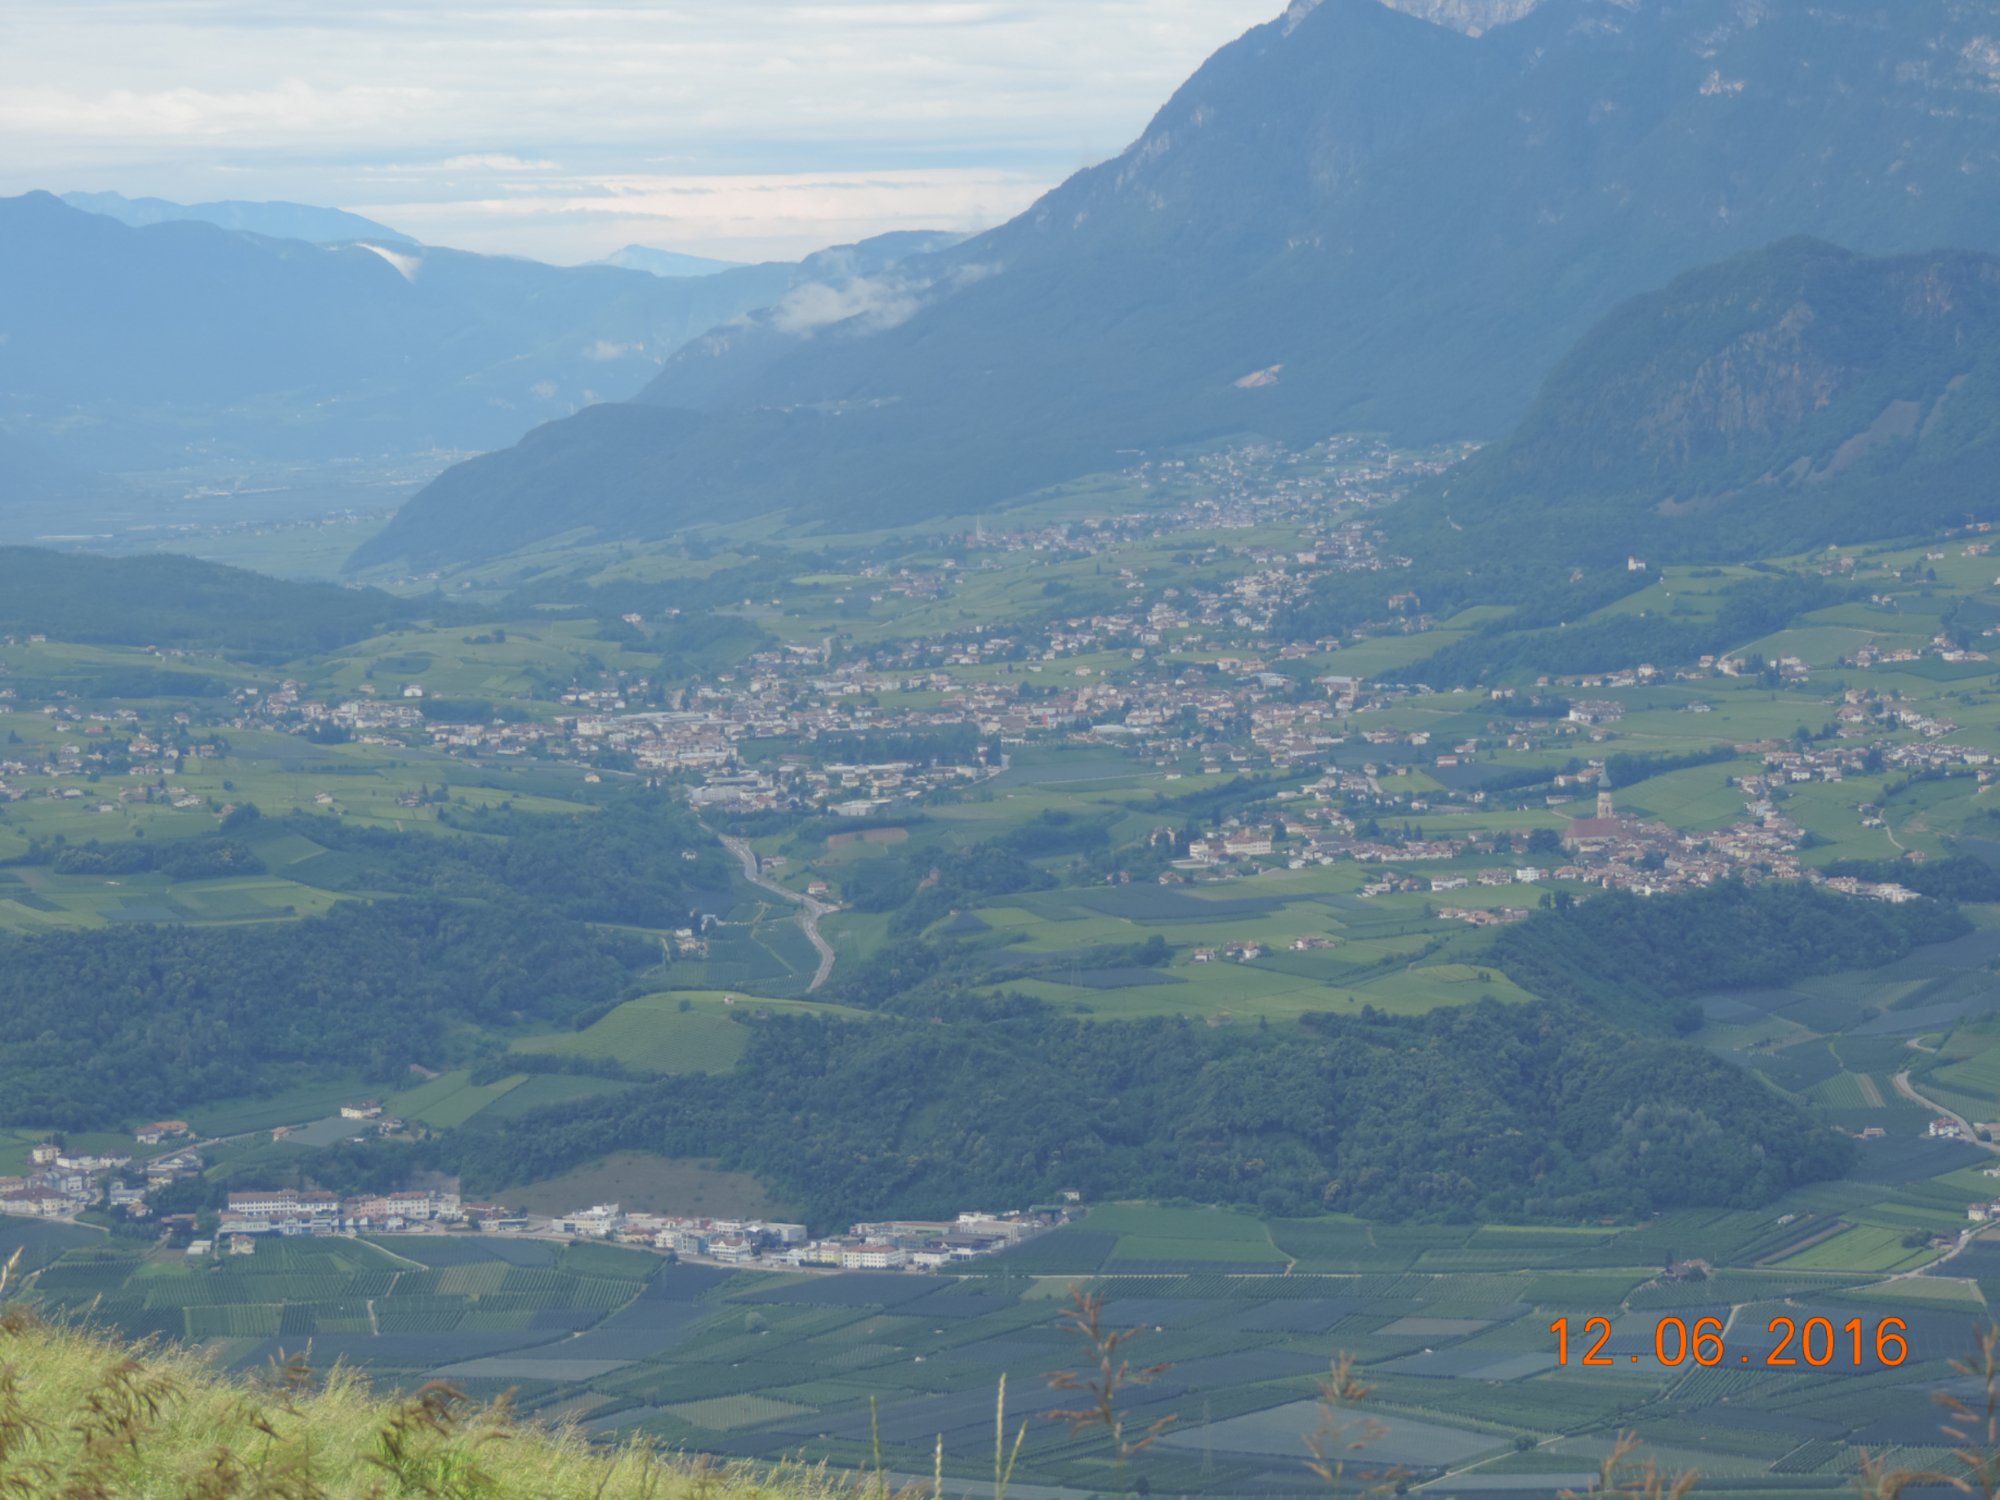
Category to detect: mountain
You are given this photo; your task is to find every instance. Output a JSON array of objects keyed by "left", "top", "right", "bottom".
[
  {"left": 1374, "top": 0, "right": 1543, "bottom": 32},
  {"left": 599, "top": 245, "right": 748, "bottom": 278},
  {"left": 59, "top": 190, "right": 414, "bottom": 245},
  {"left": 0, "top": 546, "right": 418, "bottom": 657},
  {"left": 0, "top": 195, "right": 947, "bottom": 498},
  {"left": 1404, "top": 239, "right": 2000, "bottom": 565},
  {"left": 1277, "top": 238, "right": 2000, "bottom": 655},
  {"left": 364, "top": 0, "right": 2000, "bottom": 570}
]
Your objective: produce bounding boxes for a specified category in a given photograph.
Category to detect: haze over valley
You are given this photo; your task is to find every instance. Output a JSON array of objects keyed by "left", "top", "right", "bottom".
[{"left": 13, "top": 3, "right": 2000, "bottom": 1494}]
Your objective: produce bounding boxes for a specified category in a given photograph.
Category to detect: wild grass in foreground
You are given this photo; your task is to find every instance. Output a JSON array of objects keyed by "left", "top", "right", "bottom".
[
  {"left": 20, "top": 1265, "right": 2000, "bottom": 1499},
  {"left": 0, "top": 1291, "right": 847, "bottom": 1499}
]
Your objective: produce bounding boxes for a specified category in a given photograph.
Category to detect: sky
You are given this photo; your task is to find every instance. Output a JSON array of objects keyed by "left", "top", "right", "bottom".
[{"left": 0, "top": 0, "right": 1282, "bottom": 265}]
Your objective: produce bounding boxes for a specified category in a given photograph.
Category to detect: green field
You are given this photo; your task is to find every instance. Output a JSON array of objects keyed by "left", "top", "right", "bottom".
[
  {"left": 502, "top": 1152, "right": 785, "bottom": 1218},
  {"left": 23, "top": 463, "right": 2000, "bottom": 1497},
  {"left": 513, "top": 990, "right": 870, "bottom": 1075},
  {"left": 22, "top": 1196, "right": 2000, "bottom": 1495}
]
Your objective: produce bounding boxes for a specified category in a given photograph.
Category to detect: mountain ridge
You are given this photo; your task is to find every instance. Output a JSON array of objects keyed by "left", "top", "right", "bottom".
[
  {"left": 0, "top": 195, "right": 951, "bottom": 505},
  {"left": 1275, "top": 236, "right": 2000, "bottom": 651},
  {"left": 1369, "top": 0, "right": 1546, "bottom": 34},
  {"left": 59, "top": 190, "right": 414, "bottom": 245},
  {"left": 597, "top": 244, "right": 747, "bottom": 278},
  {"left": 364, "top": 0, "right": 2000, "bottom": 570},
  {"left": 1409, "top": 237, "right": 2000, "bottom": 563}
]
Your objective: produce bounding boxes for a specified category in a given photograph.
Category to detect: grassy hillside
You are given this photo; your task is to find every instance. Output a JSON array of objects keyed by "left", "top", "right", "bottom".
[{"left": 0, "top": 1299, "right": 840, "bottom": 1500}]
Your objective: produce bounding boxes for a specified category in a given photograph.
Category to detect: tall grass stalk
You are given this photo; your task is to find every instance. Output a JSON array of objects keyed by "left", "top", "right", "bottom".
[
  {"left": 1561, "top": 1432, "right": 1699, "bottom": 1500},
  {"left": 992, "top": 1375, "right": 1026, "bottom": 1500},
  {"left": 1042, "top": 1285, "right": 1175, "bottom": 1472},
  {"left": 1302, "top": 1354, "right": 1403, "bottom": 1500}
]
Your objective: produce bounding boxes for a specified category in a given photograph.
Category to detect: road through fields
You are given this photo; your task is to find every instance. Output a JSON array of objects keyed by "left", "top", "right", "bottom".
[{"left": 721, "top": 834, "right": 836, "bottom": 991}]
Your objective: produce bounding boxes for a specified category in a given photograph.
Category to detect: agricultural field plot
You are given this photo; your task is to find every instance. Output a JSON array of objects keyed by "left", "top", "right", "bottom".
[
  {"left": 182, "top": 1076, "right": 383, "bottom": 1138},
  {"left": 305, "top": 621, "right": 665, "bottom": 707},
  {"left": 511, "top": 993, "right": 774, "bottom": 1075},
  {"left": 1771, "top": 1224, "right": 1937, "bottom": 1275},
  {"left": 0, "top": 862, "right": 346, "bottom": 933},
  {"left": 1930, "top": 1037, "right": 2000, "bottom": 1101},
  {"left": 992, "top": 943, "right": 1526, "bottom": 1021},
  {"left": 26, "top": 1204, "right": 1998, "bottom": 1496},
  {"left": 393, "top": 1070, "right": 529, "bottom": 1130},
  {"left": 501, "top": 1153, "right": 788, "bottom": 1219},
  {"left": 666, "top": 1393, "right": 817, "bottom": 1431},
  {"left": 1302, "top": 626, "right": 1490, "bottom": 681},
  {"left": 670, "top": 919, "right": 823, "bottom": 995},
  {"left": 1086, "top": 1204, "right": 1287, "bottom": 1269},
  {"left": 0, "top": 1218, "right": 101, "bottom": 1272},
  {"left": 1617, "top": 763, "right": 1759, "bottom": 830},
  {"left": 1805, "top": 1071, "right": 1882, "bottom": 1110},
  {"left": 958, "top": 873, "right": 1530, "bottom": 1019},
  {"left": 472, "top": 1073, "right": 635, "bottom": 1122}
]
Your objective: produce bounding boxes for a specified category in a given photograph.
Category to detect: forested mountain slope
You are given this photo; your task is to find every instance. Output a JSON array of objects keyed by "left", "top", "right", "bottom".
[
  {"left": 365, "top": 0, "right": 2000, "bottom": 567},
  {"left": 1405, "top": 240, "right": 2000, "bottom": 567},
  {"left": 1284, "top": 239, "right": 2000, "bottom": 649}
]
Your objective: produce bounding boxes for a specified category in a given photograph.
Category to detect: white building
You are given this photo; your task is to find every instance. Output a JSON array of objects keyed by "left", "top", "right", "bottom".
[{"left": 840, "top": 1243, "right": 908, "bottom": 1271}]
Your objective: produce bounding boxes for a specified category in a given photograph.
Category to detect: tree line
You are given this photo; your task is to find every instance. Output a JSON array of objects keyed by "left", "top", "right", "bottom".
[
  {"left": 1488, "top": 880, "right": 1966, "bottom": 1032},
  {"left": 445, "top": 997, "right": 1852, "bottom": 1229}
]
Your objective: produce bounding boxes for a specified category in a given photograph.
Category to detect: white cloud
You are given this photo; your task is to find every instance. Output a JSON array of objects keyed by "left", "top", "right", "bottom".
[
  {"left": 355, "top": 241, "right": 422, "bottom": 280},
  {"left": 771, "top": 275, "right": 923, "bottom": 334},
  {"left": 439, "top": 153, "right": 559, "bottom": 171},
  {"left": 767, "top": 256, "right": 1000, "bottom": 335},
  {"left": 0, "top": 0, "right": 1282, "bottom": 261},
  {"left": 0, "top": 80, "right": 429, "bottom": 141},
  {"left": 346, "top": 166, "right": 1047, "bottom": 264}
]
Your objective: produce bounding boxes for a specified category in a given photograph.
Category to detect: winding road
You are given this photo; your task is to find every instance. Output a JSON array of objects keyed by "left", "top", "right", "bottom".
[
  {"left": 1893, "top": 1070, "right": 1998, "bottom": 1156},
  {"left": 721, "top": 835, "right": 837, "bottom": 992}
]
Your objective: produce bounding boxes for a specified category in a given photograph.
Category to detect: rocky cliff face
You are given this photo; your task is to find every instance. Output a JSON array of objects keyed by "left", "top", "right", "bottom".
[
  {"left": 1374, "top": 0, "right": 1545, "bottom": 34},
  {"left": 1405, "top": 239, "right": 2000, "bottom": 561}
]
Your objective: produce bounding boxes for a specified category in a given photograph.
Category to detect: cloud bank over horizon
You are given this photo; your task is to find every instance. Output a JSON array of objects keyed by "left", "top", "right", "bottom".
[{"left": 0, "top": 0, "right": 1279, "bottom": 264}]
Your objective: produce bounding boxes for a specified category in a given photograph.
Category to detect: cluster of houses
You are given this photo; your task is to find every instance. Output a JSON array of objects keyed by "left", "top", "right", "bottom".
[
  {"left": 20, "top": 480, "right": 1989, "bottom": 880},
  {"left": 10, "top": 441, "right": 2000, "bottom": 986},
  {"left": 1147, "top": 775, "right": 1821, "bottom": 901},
  {"left": 8, "top": 1131, "right": 1069, "bottom": 1280},
  {"left": 12, "top": 443, "right": 1426, "bottom": 816},
  {"left": 202, "top": 1188, "right": 1071, "bottom": 1276},
  {"left": 550, "top": 1203, "right": 1073, "bottom": 1272},
  {"left": 0, "top": 705, "right": 209, "bottom": 807},
  {"left": 1, "top": 1126, "right": 205, "bottom": 1221},
  {"left": 1, "top": 1143, "right": 135, "bottom": 1219},
  {"left": 217, "top": 1187, "right": 468, "bottom": 1243}
]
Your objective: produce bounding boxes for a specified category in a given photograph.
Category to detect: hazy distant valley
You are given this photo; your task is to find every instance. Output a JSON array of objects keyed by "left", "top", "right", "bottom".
[
  {"left": 16, "top": 2, "right": 2000, "bottom": 1494},
  {"left": 0, "top": 191, "right": 959, "bottom": 548}
]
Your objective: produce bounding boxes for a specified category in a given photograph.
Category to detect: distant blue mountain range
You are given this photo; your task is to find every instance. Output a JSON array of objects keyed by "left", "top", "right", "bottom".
[
  {"left": 0, "top": 193, "right": 952, "bottom": 509},
  {"left": 60, "top": 191, "right": 416, "bottom": 246}
]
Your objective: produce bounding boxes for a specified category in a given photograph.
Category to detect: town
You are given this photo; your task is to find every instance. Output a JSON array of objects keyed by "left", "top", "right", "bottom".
[
  {"left": 3, "top": 1119, "right": 1071, "bottom": 1278},
  {"left": 8, "top": 441, "right": 1993, "bottom": 912}
]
